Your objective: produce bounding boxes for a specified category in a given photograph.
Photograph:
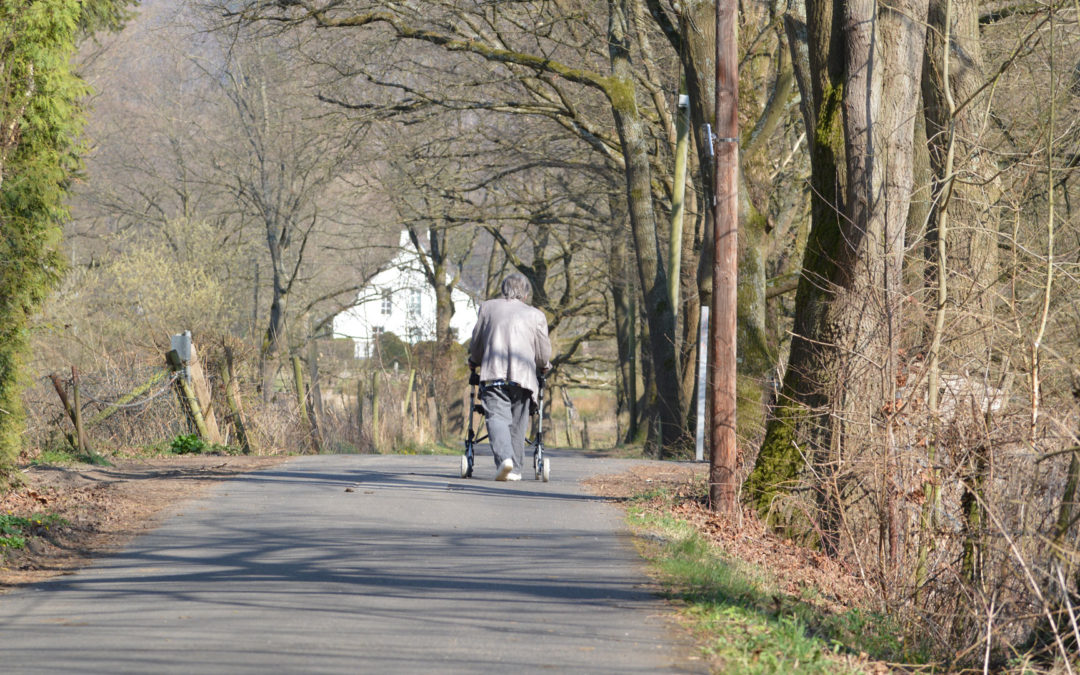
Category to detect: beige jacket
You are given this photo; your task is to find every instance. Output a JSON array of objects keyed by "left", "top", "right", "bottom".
[{"left": 468, "top": 298, "right": 552, "bottom": 402}]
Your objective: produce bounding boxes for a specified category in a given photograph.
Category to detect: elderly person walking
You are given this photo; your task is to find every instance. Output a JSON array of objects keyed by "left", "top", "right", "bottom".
[{"left": 468, "top": 273, "right": 552, "bottom": 481}]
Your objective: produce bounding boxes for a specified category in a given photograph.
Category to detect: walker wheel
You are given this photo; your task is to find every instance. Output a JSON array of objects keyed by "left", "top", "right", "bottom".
[
  {"left": 460, "top": 455, "right": 470, "bottom": 479},
  {"left": 541, "top": 457, "right": 550, "bottom": 482}
]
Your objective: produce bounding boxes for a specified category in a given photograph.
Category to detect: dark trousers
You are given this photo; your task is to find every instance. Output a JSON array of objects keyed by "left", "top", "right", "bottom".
[{"left": 480, "top": 384, "right": 531, "bottom": 471}]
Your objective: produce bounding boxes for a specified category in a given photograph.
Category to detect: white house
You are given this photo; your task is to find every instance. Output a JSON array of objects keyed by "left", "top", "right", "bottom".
[{"left": 333, "top": 231, "right": 479, "bottom": 358}]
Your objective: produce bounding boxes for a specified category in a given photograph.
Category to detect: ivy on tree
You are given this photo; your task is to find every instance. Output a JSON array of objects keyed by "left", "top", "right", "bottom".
[{"left": 0, "top": 0, "right": 134, "bottom": 482}]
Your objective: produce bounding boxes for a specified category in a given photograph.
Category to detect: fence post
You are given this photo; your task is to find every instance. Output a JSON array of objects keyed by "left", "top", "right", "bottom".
[
  {"left": 167, "top": 349, "right": 210, "bottom": 440},
  {"left": 221, "top": 345, "right": 254, "bottom": 454},
  {"left": 561, "top": 387, "right": 576, "bottom": 448},
  {"left": 356, "top": 378, "right": 365, "bottom": 443},
  {"left": 186, "top": 344, "right": 222, "bottom": 444},
  {"left": 427, "top": 396, "right": 437, "bottom": 443},
  {"left": 403, "top": 369, "right": 416, "bottom": 417},
  {"left": 370, "top": 371, "right": 380, "bottom": 451}
]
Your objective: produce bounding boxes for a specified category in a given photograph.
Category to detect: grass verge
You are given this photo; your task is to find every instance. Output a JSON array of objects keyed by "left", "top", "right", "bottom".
[
  {"left": 628, "top": 501, "right": 912, "bottom": 674},
  {"left": 31, "top": 445, "right": 110, "bottom": 467}
]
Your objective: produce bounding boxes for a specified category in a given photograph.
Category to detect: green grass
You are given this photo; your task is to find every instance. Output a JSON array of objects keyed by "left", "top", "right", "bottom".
[
  {"left": 32, "top": 444, "right": 110, "bottom": 467},
  {"left": 32, "top": 446, "right": 84, "bottom": 466},
  {"left": 0, "top": 513, "right": 67, "bottom": 550},
  {"left": 628, "top": 506, "right": 916, "bottom": 673}
]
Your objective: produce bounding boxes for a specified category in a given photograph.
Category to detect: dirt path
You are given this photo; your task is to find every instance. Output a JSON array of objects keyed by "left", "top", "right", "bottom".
[{"left": 0, "top": 455, "right": 286, "bottom": 591}]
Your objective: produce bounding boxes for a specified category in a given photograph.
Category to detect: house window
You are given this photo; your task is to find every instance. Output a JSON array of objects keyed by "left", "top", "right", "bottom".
[
  {"left": 409, "top": 288, "right": 422, "bottom": 315},
  {"left": 380, "top": 290, "right": 392, "bottom": 315}
]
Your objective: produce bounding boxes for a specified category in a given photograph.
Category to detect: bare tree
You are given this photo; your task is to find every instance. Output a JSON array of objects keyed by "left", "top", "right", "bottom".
[
  {"left": 71, "top": 5, "right": 391, "bottom": 395},
  {"left": 220, "top": 0, "right": 692, "bottom": 453}
]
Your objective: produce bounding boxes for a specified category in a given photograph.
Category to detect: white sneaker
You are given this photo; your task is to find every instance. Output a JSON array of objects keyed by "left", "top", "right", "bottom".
[
  {"left": 507, "top": 472, "right": 522, "bottom": 481},
  {"left": 495, "top": 458, "right": 514, "bottom": 481}
]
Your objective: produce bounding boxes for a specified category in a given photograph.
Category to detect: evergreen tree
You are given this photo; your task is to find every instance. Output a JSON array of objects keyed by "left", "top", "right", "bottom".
[{"left": 0, "top": 0, "right": 133, "bottom": 482}]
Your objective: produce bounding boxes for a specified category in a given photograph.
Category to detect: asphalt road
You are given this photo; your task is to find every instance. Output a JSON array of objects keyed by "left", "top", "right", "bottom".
[{"left": 0, "top": 451, "right": 703, "bottom": 674}]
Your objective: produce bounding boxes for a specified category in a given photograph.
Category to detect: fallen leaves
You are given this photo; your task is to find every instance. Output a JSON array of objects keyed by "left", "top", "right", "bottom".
[{"left": 585, "top": 463, "right": 867, "bottom": 615}]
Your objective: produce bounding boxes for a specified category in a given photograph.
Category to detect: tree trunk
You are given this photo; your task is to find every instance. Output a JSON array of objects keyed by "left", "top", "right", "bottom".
[
  {"left": 307, "top": 325, "right": 325, "bottom": 445},
  {"left": 638, "top": 285, "right": 658, "bottom": 452},
  {"left": 608, "top": 0, "right": 686, "bottom": 455},
  {"left": 922, "top": 0, "right": 1000, "bottom": 365},
  {"left": 745, "top": 0, "right": 928, "bottom": 539},
  {"left": 610, "top": 212, "right": 638, "bottom": 445},
  {"left": 259, "top": 233, "right": 288, "bottom": 402},
  {"left": 745, "top": 0, "right": 848, "bottom": 516},
  {"left": 408, "top": 226, "right": 458, "bottom": 344},
  {"left": 678, "top": 210, "right": 702, "bottom": 418},
  {"left": 920, "top": 0, "right": 1001, "bottom": 595}
]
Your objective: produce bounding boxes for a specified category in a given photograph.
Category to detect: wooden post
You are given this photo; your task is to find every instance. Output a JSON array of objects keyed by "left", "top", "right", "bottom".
[
  {"left": 221, "top": 345, "right": 254, "bottom": 454},
  {"left": 186, "top": 345, "right": 223, "bottom": 444},
  {"left": 71, "top": 367, "right": 87, "bottom": 455},
  {"left": 403, "top": 369, "right": 416, "bottom": 417},
  {"left": 356, "top": 378, "right": 365, "bottom": 441},
  {"left": 561, "top": 388, "right": 576, "bottom": 448},
  {"left": 709, "top": 0, "right": 740, "bottom": 512},
  {"left": 166, "top": 350, "right": 211, "bottom": 440},
  {"left": 427, "top": 396, "right": 438, "bottom": 441},
  {"left": 546, "top": 394, "right": 558, "bottom": 449},
  {"left": 370, "top": 371, "right": 380, "bottom": 451}
]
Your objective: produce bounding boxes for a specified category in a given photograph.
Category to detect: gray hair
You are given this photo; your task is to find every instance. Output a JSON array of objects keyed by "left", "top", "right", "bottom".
[{"left": 500, "top": 273, "right": 531, "bottom": 301}]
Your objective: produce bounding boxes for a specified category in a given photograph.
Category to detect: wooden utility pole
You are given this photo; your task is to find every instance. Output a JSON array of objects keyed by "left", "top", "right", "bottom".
[{"left": 709, "top": 0, "right": 739, "bottom": 512}]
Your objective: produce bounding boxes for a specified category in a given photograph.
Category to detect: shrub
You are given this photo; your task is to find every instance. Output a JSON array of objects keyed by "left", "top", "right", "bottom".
[{"left": 169, "top": 434, "right": 206, "bottom": 455}]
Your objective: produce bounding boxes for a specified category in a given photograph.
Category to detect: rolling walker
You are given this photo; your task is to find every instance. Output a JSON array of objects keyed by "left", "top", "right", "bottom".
[{"left": 460, "top": 371, "right": 550, "bottom": 482}]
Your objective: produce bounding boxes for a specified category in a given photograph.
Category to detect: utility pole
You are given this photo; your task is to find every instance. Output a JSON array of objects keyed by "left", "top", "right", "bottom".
[{"left": 709, "top": 0, "right": 739, "bottom": 512}]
